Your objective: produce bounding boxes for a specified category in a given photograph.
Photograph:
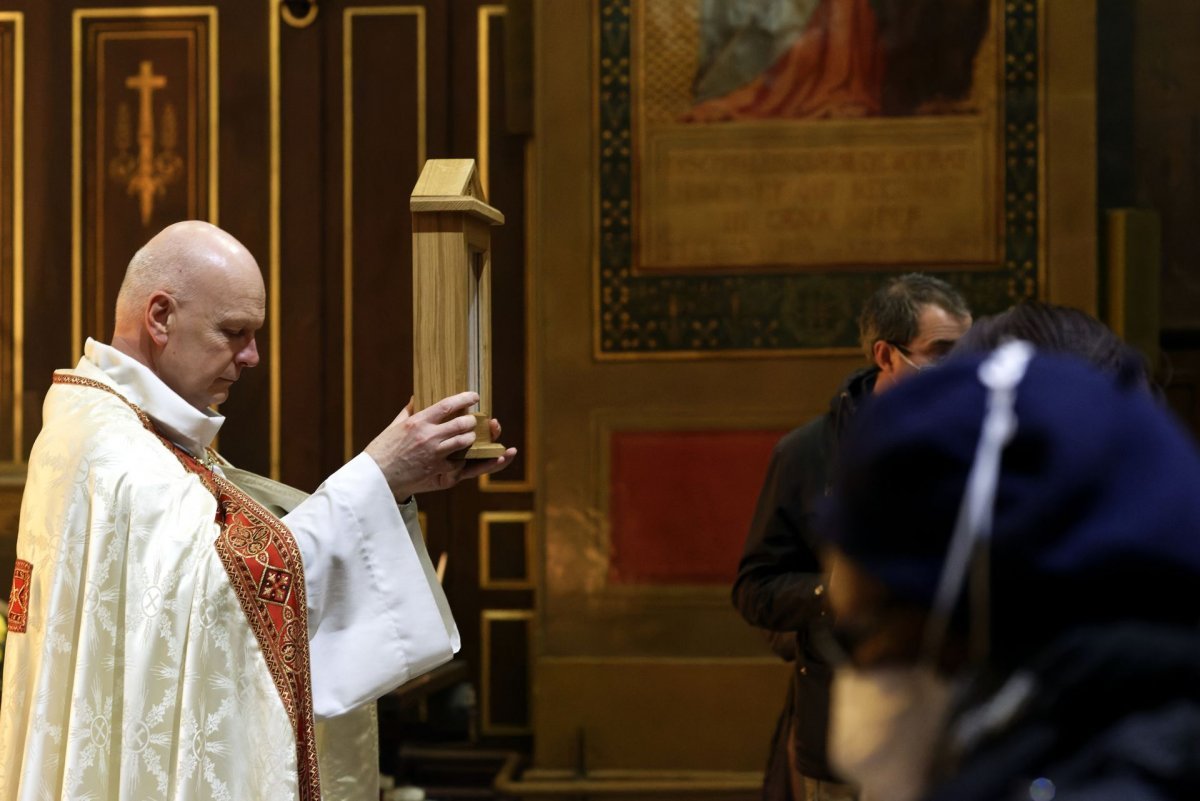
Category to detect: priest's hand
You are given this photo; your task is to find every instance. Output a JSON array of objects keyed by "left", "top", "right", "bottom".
[{"left": 364, "top": 392, "right": 517, "bottom": 499}]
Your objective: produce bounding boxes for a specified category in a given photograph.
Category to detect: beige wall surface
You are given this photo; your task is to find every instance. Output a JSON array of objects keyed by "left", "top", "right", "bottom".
[
  {"left": 531, "top": 0, "right": 1097, "bottom": 774},
  {"left": 1044, "top": 0, "right": 1098, "bottom": 311}
]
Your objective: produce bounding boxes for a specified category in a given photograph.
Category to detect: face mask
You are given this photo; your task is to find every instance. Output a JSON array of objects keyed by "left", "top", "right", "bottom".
[
  {"left": 827, "top": 341, "right": 1036, "bottom": 801},
  {"left": 830, "top": 661, "right": 950, "bottom": 801},
  {"left": 828, "top": 665, "right": 953, "bottom": 801}
]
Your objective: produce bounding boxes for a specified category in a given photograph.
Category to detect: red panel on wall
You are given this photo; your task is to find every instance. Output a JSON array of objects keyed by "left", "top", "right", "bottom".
[{"left": 609, "top": 430, "right": 786, "bottom": 585}]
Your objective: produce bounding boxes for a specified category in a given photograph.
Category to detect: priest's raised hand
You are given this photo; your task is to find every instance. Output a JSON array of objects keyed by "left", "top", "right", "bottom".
[{"left": 365, "top": 391, "right": 518, "bottom": 498}]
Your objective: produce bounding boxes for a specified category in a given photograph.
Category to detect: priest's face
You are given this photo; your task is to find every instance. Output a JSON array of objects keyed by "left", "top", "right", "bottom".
[{"left": 157, "top": 248, "right": 266, "bottom": 410}]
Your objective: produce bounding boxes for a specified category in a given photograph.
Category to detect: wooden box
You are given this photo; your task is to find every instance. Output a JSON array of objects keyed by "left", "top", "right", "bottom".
[{"left": 411, "top": 159, "right": 506, "bottom": 458}]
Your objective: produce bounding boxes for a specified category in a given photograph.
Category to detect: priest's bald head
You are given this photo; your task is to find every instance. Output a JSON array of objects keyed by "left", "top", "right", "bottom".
[{"left": 111, "top": 220, "right": 265, "bottom": 410}]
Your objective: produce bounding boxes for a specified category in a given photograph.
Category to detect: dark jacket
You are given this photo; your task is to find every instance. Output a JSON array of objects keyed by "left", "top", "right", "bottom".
[
  {"left": 924, "top": 623, "right": 1200, "bottom": 801},
  {"left": 732, "top": 367, "right": 877, "bottom": 789}
]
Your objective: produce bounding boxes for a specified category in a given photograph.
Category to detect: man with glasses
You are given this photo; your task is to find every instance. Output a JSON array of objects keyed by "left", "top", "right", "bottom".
[
  {"left": 734, "top": 273, "right": 971, "bottom": 801},
  {"left": 864, "top": 277, "right": 974, "bottom": 389}
]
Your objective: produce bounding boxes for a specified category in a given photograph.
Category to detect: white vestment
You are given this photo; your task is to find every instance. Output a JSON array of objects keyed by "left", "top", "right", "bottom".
[{"left": 0, "top": 340, "right": 460, "bottom": 800}]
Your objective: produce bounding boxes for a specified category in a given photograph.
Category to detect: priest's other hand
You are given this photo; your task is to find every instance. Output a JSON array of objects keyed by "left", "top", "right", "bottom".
[{"left": 364, "top": 391, "right": 517, "bottom": 500}]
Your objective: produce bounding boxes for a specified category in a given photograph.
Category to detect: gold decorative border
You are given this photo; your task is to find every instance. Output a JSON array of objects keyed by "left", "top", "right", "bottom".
[
  {"left": 209, "top": 478, "right": 322, "bottom": 800},
  {"left": 0, "top": 13, "right": 22, "bottom": 464},
  {"left": 479, "top": 510, "right": 535, "bottom": 590},
  {"left": 480, "top": 608, "right": 534, "bottom": 736},
  {"left": 476, "top": 4, "right": 503, "bottom": 198},
  {"left": 478, "top": 8, "right": 534, "bottom": 493},
  {"left": 343, "top": 5, "right": 427, "bottom": 461},
  {"left": 71, "top": 6, "right": 219, "bottom": 363},
  {"left": 480, "top": 144, "right": 537, "bottom": 494},
  {"left": 269, "top": 0, "right": 281, "bottom": 478}
]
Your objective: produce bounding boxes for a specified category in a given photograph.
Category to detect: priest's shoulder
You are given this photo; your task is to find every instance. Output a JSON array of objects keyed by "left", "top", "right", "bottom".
[{"left": 38, "top": 380, "right": 182, "bottom": 474}]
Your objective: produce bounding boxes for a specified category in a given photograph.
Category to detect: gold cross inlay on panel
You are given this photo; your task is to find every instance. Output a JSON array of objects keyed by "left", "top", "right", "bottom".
[{"left": 109, "top": 59, "right": 183, "bottom": 225}]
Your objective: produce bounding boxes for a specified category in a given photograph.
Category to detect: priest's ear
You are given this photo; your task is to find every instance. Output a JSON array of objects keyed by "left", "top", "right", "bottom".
[{"left": 146, "top": 291, "right": 176, "bottom": 346}]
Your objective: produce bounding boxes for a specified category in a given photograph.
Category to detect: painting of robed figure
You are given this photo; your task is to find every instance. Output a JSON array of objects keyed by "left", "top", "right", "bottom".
[
  {"left": 633, "top": 0, "right": 1002, "bottom": 271},
  {"left": 685, "top": 0, "right": 991, "bottom": 120}
]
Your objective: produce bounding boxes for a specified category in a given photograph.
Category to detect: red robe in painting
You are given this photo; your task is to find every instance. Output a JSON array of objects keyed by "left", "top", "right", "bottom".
[{"left": 684, "top": 0, "right": 885, "bottom": 122}]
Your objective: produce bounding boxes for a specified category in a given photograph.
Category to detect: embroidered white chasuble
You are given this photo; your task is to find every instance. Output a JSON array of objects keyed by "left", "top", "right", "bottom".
[{"left": 0, "top": 342, "right": 459, "bottom": 800}]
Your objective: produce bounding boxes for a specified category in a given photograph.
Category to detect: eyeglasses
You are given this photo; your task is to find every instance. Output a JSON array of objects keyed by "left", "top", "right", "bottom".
[{"left": 887, "top": 341, "right": 939, "bottom": 373}]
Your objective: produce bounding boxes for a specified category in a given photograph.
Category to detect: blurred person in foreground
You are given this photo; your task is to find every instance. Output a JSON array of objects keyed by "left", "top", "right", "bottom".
[
  {"left": 734, "top": 274, "right": 971, "bottom": 801},
  {"left": 818, "top": 338, "right": 1200, "bottom": 801}
]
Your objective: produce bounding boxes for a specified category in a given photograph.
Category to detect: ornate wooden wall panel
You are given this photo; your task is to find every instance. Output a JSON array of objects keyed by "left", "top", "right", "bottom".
[
  {"left": 14, "top": 3, "right": 62, "bottom": 462},
  {"left": 273, "top": 0, "right": 326, "bottom": 488},
  {"left": 480, "top": 609, "right": 532, "bottom": 735},
  {"left": 344, "top": 5, "right": 432, "bottom": 460},
  {"left": 273, "top": 0, "right": 535, "bottom": 747},
  {"left": 275, "top": 0, "right": 452, "bottom": 488},
  {"left": 204, "top": 0, "right": 271, "bottom": 473},
  {"left": 73, "top": 8, "right": 216, "bottom": 348}
]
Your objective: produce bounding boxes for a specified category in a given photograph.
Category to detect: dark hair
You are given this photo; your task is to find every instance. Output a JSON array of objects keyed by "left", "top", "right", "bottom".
[
  {"left": 858, "top": 273, "right": 972, "bottom": 360},
  {"left": 952, "top": 302, "right": 1151, "bottom": 390}
]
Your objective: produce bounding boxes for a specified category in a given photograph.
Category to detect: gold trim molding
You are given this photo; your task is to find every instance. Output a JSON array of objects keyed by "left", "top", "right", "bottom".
[
  {"left": 269, "top": 0, "right": 281, "bottom": 478},
  {"left": 0, "top": 12, "right": 22, "bottom": 464},
  {"left": 478, "top": 11, "right": 535, "bottom": 494},
  {"left": 480, "top": 608, "right": 535, "bottom": 736},
  {"left": 477, "top": 4, "right": 503, "bottom": 199},
  {"left": 479, "top": 510, "right": 535, "bottom": 590}
]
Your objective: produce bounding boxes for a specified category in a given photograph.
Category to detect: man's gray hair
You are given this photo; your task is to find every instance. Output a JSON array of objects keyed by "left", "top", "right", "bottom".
[{"left": 858, "top": 273, "right": 971, "bottom": 360}]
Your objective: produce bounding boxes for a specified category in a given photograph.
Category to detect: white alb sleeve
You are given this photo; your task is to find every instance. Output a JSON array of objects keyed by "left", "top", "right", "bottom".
[{"left": 282, "top": 452, "right": 460, "bottom": 719}]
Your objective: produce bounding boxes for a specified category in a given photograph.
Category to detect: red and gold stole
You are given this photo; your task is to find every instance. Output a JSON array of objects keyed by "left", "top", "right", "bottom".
[{"left": 52, "top": 373, "right": 323, "bottom": 801}]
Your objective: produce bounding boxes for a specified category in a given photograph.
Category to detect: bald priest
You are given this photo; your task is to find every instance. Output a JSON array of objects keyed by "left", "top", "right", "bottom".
[{"left": 0, "top": 221, "right": 516, "bottom": 801}]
